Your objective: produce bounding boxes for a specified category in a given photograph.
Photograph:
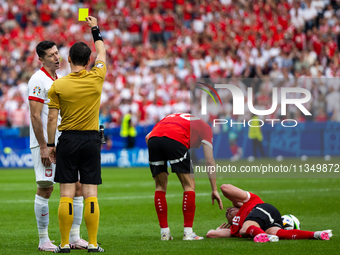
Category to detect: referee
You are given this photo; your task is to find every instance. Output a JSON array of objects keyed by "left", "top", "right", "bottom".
[{"left": 47, "top": 16, "right": 106, "bottom": 253}]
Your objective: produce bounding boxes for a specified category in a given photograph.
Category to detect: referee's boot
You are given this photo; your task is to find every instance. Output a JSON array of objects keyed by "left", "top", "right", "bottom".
[
  {"left": 53, "top": 244, "right": 71, "bottom": 253},
  {"left": 88, "top": 244, "right": 105, "bottom": 252}
]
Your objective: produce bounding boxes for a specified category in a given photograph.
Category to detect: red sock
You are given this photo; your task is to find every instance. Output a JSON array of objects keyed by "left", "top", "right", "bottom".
[
  {"left": 276, "top": 229, "right": 314, "bottom": 240},
  {"left": 154, "top": 191, "right": 168, "bottom": 228},
  {"left": 183, "top": 191, "right": 196, "bottom": 228},
  {"left": 245, "top": 225, "right": 266, "bottom": 237}
]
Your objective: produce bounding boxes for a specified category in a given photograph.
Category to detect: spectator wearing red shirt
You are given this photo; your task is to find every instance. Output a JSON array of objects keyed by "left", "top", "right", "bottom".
[
  {"left": 149, "top": 8, "right": 164, "bottom": 44},
  {"left": 293, "top": 27, "right": 306, "bottom": 51},
  {"left": 6, "top": 2, "right": 17, "bottom": 22},
  {"left": 163, "top": 9, "right": 176, "bottom": 42},
  {"left": 278, "top": 8, "right": 289, "bottom": 30},
  {"left": 309, "top": 27, "right": 323, "bottom": 55},
  {"left": 148, "top": 0, "right": 158, "bottom": 11},
  {"left": 39, "top": 0, "right": 53, "bottom": 27},
  {"left": 128, "top": 16, "right": 141, "bottom": 44},
  {"left": 183, "top": 2, "right": 193, "bottom": 29},
  {"left": 163, "top": 0, "right": 174, "bottom": 11},
  {"left": 281, "top": 34, "right": 295, "bottom": 54},
  {"left": 141, "top": 8, "right": 152, "bottom": 44},
  {"left": 326, "top": 35, "right": 337, "bottom": 58}
]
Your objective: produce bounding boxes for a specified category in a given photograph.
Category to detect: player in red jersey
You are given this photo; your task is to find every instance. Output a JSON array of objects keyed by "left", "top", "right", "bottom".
[
  {"left": 145, "top": 113, "right": 223, "bottom": 241},
  {"left": 206, "top": 184, "right": 333, "bottom": 242}
]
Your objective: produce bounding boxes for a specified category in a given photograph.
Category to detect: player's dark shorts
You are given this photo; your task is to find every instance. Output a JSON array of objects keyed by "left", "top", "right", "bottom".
[
  {"left": 244, "top": 203, "right": 283, "bottom": 231},
  {"left": 148, "top": 136, "right": 192, "bottom": 177},
  {"left": 55, "top": 130, "right": 102, "bottom": 185}
]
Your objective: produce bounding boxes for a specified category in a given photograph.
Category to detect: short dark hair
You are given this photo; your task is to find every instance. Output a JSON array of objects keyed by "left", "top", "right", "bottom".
[
  {"left": 69, "top": 42, "right": 91, "bottom": 66},
  {"left": 36, "top": 41, "right": 57, "bottom": 59}
]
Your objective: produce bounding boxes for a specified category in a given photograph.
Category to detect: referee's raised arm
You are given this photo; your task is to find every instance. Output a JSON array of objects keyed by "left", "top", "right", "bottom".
[{"left": 85, "top": 16, "right": 106, "bottom": 64}]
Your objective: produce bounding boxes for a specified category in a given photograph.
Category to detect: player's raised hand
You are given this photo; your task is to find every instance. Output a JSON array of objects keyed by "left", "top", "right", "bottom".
[
  {"left": 85, "top": 16, "right": 98, "bottom": 28},
  {"left": 212, "top": 190, "right": 223, "bottom": 210}
]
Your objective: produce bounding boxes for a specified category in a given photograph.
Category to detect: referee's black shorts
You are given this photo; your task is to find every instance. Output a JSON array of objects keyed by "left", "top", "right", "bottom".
[
  {"left": 55, "top": 130, "right": 102, "bottom": 185},
  {"left": 148, "top": 137, "right": 192, "bottom": 177},
  {"left": 244, "top": 203, "right": 284, "bottom": 231}
]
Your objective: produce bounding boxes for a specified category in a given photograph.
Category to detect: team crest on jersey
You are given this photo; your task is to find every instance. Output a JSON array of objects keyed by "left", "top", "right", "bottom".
[
  {"left": 45, "top": 169, "right": 52, "bottom": 177},
  {"left": 33, "top": 86, "right": 41, "bottom": 95},
  {"left": 95, "top": 62, "right": 104, "bottom": 68}
]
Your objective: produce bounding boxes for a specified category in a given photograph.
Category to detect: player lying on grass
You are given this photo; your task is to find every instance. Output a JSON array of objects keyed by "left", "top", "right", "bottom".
[{"left": 206, "top": 184, "right": 333, "bottom": 242}]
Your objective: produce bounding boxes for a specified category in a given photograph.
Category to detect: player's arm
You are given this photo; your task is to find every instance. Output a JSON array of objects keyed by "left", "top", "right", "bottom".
[
  {"left": 220, "top": 184, "right": 248, "bottom": 207},
  {"left": 85, "top": 16, "right": 106, "bottom": 64},
  {"left": 202, "top": 143, "right": 223, "bottom": 210},
  {"left": 206, "top": 223, "right": 231, "bottom": 238},
  {"left": 145, "top": 131, "right": 151, "bottom": 145},
  {"left": 29, "top": 100, "right": 51, "bottom": 167},
  {"left": 206, "top": 228, "right": 231, "bottom": 238},
  {"left": 47, "top": 108, "right": 58, "bottom": 164},
  {"left": 47, "top": 84, "right": 60, "bottom": 164}
]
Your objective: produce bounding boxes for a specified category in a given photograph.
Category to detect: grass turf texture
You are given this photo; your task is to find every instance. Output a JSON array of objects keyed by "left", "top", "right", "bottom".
[{"left": 0, "top": 157, "right": 339, "bottom": 255}]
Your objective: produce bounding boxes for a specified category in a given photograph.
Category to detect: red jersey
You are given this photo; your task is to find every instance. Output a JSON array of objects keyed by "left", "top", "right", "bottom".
[
  {"left": 163, "top": 0, "right": 174, "bottom": 10},
  {"left": 230, "top": 192, "right": 264, "bottom": 237},
  {"left": 163, "top": 14, "right": 175, "bottom": 32},
  {"left": 327, "top": 41, "right": 337, "bottom": 58},
  {"left": 39, "top": 3, "right": 52, "bottom": 23},
  {"left": 293, "top": 33, "right": 306, "bottom": 51},
  {"left": 150, "top": 14, "right": 163, "bottom": 33},
  {"left": 129, "top": 22, "right": 140, "bottom": 33},
  {"left": 149, "top": 113, "right": 213, "bottom": 149}
]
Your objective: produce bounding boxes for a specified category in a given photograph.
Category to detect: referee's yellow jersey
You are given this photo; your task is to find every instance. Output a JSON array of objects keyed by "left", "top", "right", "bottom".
[{"left": 48, "top": 61, "right": 106, "bottom": 131}]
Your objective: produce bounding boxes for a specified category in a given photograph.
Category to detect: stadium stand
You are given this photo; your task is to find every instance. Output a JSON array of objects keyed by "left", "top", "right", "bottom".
[{"left": 0, "top": 0, "right": 340, "bottom": 129}]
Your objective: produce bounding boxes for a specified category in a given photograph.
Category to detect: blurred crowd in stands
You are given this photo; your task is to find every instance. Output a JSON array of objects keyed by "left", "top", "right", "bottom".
[{"left": 0, "top": 0, "right": 340, "bottom": 129}]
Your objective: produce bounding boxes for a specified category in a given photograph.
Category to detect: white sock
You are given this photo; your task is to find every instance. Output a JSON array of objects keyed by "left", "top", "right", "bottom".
[
  {"left": 161, "top": 227, "right": 170, "bottom": 234},
  {"left": 184, "top": 227, "right": 193, "bottom": 234},
  {"left": 34, "top": 194, "right": 50, "bottom": 245},
  {"left": 69, "top": 196, "right": 83, "bottom": 243}
]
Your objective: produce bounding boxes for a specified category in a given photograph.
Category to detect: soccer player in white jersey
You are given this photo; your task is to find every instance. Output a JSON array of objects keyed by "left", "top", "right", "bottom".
[{"left": 28, "top": 41, "right": 88, "bottom": 251}]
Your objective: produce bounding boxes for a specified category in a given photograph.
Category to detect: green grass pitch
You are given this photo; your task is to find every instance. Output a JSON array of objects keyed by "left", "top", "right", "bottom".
[{"left": 0, "top": 157, "right": 340, "bottom": 254}]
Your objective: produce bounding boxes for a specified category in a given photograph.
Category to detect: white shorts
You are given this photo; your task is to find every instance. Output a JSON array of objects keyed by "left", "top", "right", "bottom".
[{"left": 31, "top": 146, "right": 55, "bottom": 188}]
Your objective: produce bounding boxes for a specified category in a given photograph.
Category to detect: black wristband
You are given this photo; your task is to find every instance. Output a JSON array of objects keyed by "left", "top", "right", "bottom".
[
  {"left": 47, "top": 143, "right": 55, "bottom": 147},
  {"left": 91, "top": 26, "right": 103, "bottom": 43}
]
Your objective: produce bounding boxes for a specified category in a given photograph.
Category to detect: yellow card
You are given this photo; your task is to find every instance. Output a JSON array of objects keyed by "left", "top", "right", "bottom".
[{"left": 78, "top": 8, "right": 88, "bottom": 21}]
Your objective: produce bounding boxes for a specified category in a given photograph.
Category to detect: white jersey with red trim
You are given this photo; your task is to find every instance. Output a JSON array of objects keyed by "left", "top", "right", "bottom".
[
  {"left": 149, "top": 113, "right": 213, "bottom": 149},
  {"left": 27, "top": 67, "right": 62, "bottom": 149}
]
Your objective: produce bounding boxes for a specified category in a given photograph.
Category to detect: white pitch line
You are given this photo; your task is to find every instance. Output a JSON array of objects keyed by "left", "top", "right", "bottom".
[
  {"left": 0, "top": 178, "right": 334, "bottom": 191},
  {"left": 2, "top": 188, "right": 340, "bottom": 204}
]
